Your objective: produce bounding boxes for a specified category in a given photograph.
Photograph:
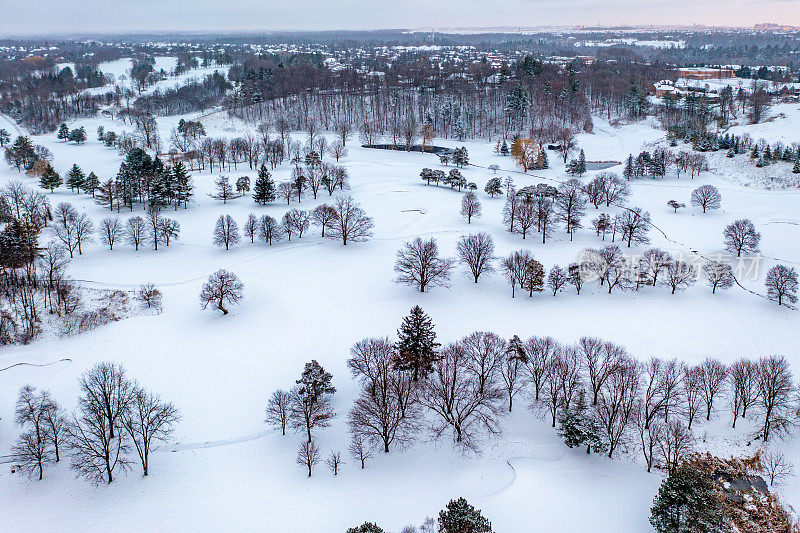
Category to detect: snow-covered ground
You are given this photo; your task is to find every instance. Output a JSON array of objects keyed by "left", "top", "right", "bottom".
[
  {"left": 83, "top": 57, "right": 229, "bottom": 98},
  {"left": 1, "top": 108, "right": 799, "bottom": 531}
]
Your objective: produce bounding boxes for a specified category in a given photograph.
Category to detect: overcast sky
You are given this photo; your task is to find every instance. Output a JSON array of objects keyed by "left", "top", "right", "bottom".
[{"left": 0, "top": 0, "right": 798, "bottom": 36}]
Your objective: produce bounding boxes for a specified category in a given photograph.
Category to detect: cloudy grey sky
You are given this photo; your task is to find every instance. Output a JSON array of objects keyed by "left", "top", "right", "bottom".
[{"left": 0, "top": 0, "right": 798, "bottom": 36}]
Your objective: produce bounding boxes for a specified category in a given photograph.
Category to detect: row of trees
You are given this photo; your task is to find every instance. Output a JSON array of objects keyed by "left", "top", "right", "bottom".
[
  {"left": 211, "top": 162, "right": 350, "bottom": 207},
  {"left": 11, "top": 363, "right": 180, "bottom": 483},
  {"left": 392, "top": 233, "right": 796, "bottom": 305},
  {"left": 212, "top": 195, "right": 374, "bottom": 249},
  {"left": 265, "top": 304, "right": 798, "bottom": 483}
]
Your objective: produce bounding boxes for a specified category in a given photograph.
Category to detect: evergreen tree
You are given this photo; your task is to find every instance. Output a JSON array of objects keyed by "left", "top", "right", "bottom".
[
  {"left": 793, "top": 157, "right": 800, "bottom": 174},
  {"left": 650, "top": 467, "right": 728, "bottom": 533},
  {"left": 393, "top": 305, "right": 440, "bottom": 381},
  {"left": 172, "top": 162, "right": 192, "bottom": 208},
  {"left": 39, "top": 164, "right": 61, "bottom": 192},
  {"left": 57, "top": 123, "right": 70, "bottom": 141},
  {"left": 148, "top": 174, "right": 170, "bottom": 210},
  {"left": 296, "top": 360, "right": 336, "bottom": 404},
  {"left": 346, "top": 523, "right": 385, "bottom": 533},
  {"left": 522, "top": 259, "right": 545, "bottom": 297},
  {"left": 66, "top": 164, "right": 85, "bottom": 192},
  {"left": 484, "top": 177, "right": 503, "bottom": 197},
  {"left": 68, "top": 126, "right": 86, "bottom": 144},
  {"left": 0, "top": 128, "right": 10, "bottom": 147},
  {"left": 500, "top": 140, "right": 509, "bottom": 156},
  {"left": 253, "top": 164, "right": 276, "bottom": 205},
  {"left": 96, "top": 126, "right": 105, "bottom": 142},
  {"left": 438, "top": 498, "right": 493, "bottom": 533},
  {"left": 557, "top": 390, "right": 605, "bottom": 454},
  {"left": 577, "top": 149, "right": 587, "bottom": 176},
  {"left": 623, "top": 154, "right": 634, "bottom": 180},
  {"left": 83, "top": 171, "right": 100, "bottom": 196}
]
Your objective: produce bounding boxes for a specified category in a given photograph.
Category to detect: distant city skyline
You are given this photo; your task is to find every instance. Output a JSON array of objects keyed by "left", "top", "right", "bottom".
[{"left": 0, "top": 0, "right": 798, "bottom": 37}]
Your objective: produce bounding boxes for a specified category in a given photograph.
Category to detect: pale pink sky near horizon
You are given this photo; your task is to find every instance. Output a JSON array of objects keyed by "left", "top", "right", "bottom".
[{"left": 0, "top": 0, "right": 798, "bottom": 36}]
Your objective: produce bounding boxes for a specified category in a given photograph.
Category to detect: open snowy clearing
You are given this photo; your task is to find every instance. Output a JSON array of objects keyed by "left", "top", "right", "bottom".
[{"left": 1, "top": 108, "right": 799, "bottom": 531}]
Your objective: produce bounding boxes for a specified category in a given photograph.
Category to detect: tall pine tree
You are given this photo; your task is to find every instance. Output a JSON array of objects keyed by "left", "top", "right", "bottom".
[
  {"left": 253, "top": 164, "right": 276, "bottom": 205},
  {"left": 393, "top": 306, "right": 439, "bottom": 381},
  {"left": 40, "top": 164, "right": 62, "bottom": 192},
  {"left": 83, "top": 171, "right": 100, "bottom": 196},
  {"left": 66, "top": 164, "right": 85, "bottom": 192}
]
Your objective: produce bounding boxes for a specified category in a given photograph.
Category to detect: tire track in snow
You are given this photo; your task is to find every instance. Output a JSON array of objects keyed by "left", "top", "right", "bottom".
[
  {"left": 0, "top": 358, "right": 72, "bottom": 373},
  {"left": 165, "top": 430, "right": 273, "bottom": 453}
]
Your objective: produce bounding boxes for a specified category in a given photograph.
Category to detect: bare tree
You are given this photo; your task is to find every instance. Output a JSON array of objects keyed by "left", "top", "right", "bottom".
[
  {"left": 460, "top": 191, "right": 481, "bottom": 223},
  {"left": 500, "top": 249, "right": 530, "bottom": 298},
  {"left": 349, "top": 433, "right": 373, "bottom": 469},
  {"left": 555, "top": 178, "right": 587, "bottom": 239},
  {"left": 69, "top": 362, "right": 133, "bottom": 484},
  {"left": 213, "top": 214, "right": 240, "bottom": 250},
  {"left": 682, "top": 366, "right": 703, "bottom": 430},
  {"left": 52, "top": 202, "right": 79, "bottom": 257},
  {"left": 12, "top": 386, "right": 54, "bottom": 479},
  {"left": 512, "top": 200, "right": 537, "bottom": 239},
  {"left": 283, "top": 208, "right": 310, "bottom": 238},
  {"left": 265, "top": 389, "right": 291, "bottom": 435},
  {"left": 765, "top": 265, "right": 798, "bottom": 306},
  {"left": 691, "top": 185, "right": 721, "bottom": 213},
  {"left": 547, "top": 265, "right": 568, "bottom": 295},
  {"left": 347, "top": 338, "right": 420, "bottom": 453},
  {"left": 326, "top": 450, "right": 343, "bottom": 475},
  {"left": 258, "top": 214, "right": 282, "bottom": 245},
  {"left": 456, "top": 233, "right": 495, "bottom": 283},
  {"left": 73, "top": 213, "right": 94, "bottom": 255},
  {"left": 661, "top": 260, "right": 697, "bottom": 294},
  {"left": 601, "top": 173, "right": 631, "bottom": 207},
  {"left": 656, "top": 419, "right": 693, "bottom": 474},
  {"left": 616, "top": 207, "right": 651, "bottom": 248},
  {"left": 581, "top": 338, "right": 623, "bottom": 406},
  {"left": 199, "top": 269, "right": 243, "bottom": 315},
  {"left": 698, "top": 358, "right": 728, "bottom": 420},
  {"left": 243, "top": 213, "right": 258, "bottom": 243},
  {"left": 297, "top": 439, "right": 321, "bottom": 477},
  {"left": 756, "top": 355, "right": 794, "bottom": 441},
  {"left": 639, "top": 248, "right": 672, "bottom": 286},
  {"left": 136, "top": 283, "right": 162, "bottom": 309},
  {"left": 98, "top": 217, "right": 123, "bottom": 250},
  {"left": 126, "top": 216, "right": 148, "bottom": 251},
  {"left": 311, "top": 203, "right": 337, "bottom": 238},
  {"left": 11, "top": 429, "right": 52, "bottom": 480},
  {"left": 421, "top": 342, "right": 503, "bottom": 450},
  {"left": 703, "top": 261, "right": 735, "bottom": 294},
  {"left": 636, "top": 407, "right": 661, "bottom": 473},
  {"left": 41, "top": 395, "right": 67, "bottom": 463},
  {"left": 729, "top": 359, "right": 759, "bottom": 428},
  {"left": 593, "top": 355, "right": 640, "bottom": 458},
  {"left": 762, "top": 450, "right": 794, "bottom": 486},
  {"left": 723, "top": 219, "right": 761, "bottom": 256},
  {"left": 328, "top": 196, "right": 374, "bottom": 245},
  {"left": 462, "top": 331, "right": 506, "bottom": 398},
  {"left": 394, "top": 237, "right": 454, "bottom": 292},
  {"left": 523, "top": 336, "right": 558, "bottom": 402},
  {"left": 278, "top": 181, "right": 294, "bottom": 205},
  {"left": 328, "top": 140, "right": 348, "bottom": 161},
  {"left": 122, "top": 385, "right": 180, "bottom": 476}
]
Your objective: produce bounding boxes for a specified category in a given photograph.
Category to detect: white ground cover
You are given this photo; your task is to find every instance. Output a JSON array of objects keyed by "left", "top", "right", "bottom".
[{"left": 0, "top": 108, "right": 798, "bottom": 532}]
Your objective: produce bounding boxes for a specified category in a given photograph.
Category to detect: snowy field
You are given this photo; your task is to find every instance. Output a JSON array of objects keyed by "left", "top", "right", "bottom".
[
  {"left": 81, "top": 56, "right": 229, "bottom": 97},
  {"left": 1, "top": 108, "right": 799, "bottom": 531}
]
